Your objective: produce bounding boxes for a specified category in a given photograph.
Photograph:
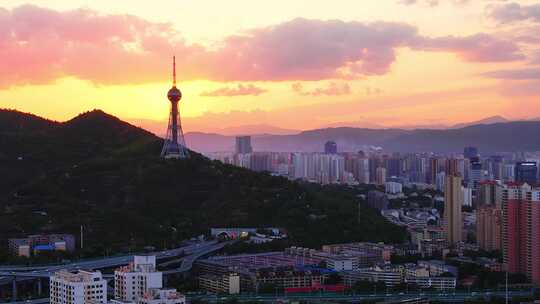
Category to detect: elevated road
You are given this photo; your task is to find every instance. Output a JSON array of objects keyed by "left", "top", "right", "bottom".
[
  {"left": 0, "top": 240, "right": 217, "bottom": 272},
  {"left": 0, "top": 240, "right": 223, "bottom": 286}
]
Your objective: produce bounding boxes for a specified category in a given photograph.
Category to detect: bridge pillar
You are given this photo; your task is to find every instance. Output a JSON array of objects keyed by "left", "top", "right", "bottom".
[
  {"left": 162, "top": 275, "right": 168, "bottom": 286},
  {"left": 37, "top": 278, "right": 42, "bottom": 296},
  {"left": 11, "top": 276, "right": 17, "bottom": 303}
]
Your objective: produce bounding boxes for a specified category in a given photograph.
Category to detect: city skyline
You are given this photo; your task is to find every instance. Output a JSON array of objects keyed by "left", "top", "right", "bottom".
[{"left": 1, "top": 0, "right": 540, "bottom": 134}]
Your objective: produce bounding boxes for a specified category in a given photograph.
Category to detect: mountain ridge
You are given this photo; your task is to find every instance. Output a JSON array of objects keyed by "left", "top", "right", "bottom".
[{"left": 0, "top": 109, "right": 406, "bottom": 254}]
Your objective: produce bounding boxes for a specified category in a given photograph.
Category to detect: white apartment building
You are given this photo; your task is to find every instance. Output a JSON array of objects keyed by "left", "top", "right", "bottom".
[
  {"left": 50, "top": 270, "right": 107, "bottom": 304},
  {"left": 114, "top": 256, "right": 163, "bottom": 302},
  {"left": 462, "top": 187, "right": 473, "bottom": 207},
  {"left": 385, "top": 181, "right": 403, "bottom": 194}
]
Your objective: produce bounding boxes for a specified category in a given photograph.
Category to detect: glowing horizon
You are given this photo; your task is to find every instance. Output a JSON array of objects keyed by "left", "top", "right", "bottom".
[{"left": 1, "top": 0, "right": 539, "bottom": 134}]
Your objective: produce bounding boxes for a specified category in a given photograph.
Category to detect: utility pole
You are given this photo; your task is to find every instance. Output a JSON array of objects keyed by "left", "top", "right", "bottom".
[
  {"left": 505, "top": 270, "right": 508, "bottom": 304},
  {"left": 80, "top": 225, "right": 84, "bottom": 250}
]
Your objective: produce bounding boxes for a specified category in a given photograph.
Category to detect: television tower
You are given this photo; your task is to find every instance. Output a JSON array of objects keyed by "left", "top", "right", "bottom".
[{"left": 161, "top": 56, "right": 189, "bottom": 159}]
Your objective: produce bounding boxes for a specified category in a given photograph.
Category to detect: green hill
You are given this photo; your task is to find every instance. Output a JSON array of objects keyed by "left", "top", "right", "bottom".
[{"left": 0, "top": 109, "right": 406, "bottom": 256}]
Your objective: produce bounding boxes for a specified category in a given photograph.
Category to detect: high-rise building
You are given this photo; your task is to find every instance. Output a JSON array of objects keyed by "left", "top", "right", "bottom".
[
  {"left": 444, "top": 175, "right": 463, "bottom": 245},
  {"left": 161, "top": 56, "right": 189, "bottom": 159},
  {"left": 476, "top": 181, "right": 502, "bottom": 207},
  {"left": 235, "top": 136, "right": 253, "bottom": 154},
  {"left": 477, "top": 206, "right": 502, "bottom": 251},
  {"left": 114, "top": 256, "right": 163, "bottom": 302},
  {"left": 250, "top": 153, "right": 271, "bottom": 172},
  {"left": 369, "top": 157, "right": 381, "bottom": 183},
  {"left": 376, "top": 167, "right": 387, "bottom": 185},
  {"left": 503, "top": 164, "right": 516, "bottom": 182},
  {"left": 50, "top": 270, "right": 107, "bottom": 304},
  {"left": 385, "top": 157, "right": 401, "bottom": 177},
  {"left": 462, "top": 186, "right": 473, "bottom": 207},
  {"left": 436, "top": 172, "right": 446, "bottom": 192},
  {"left": 324, "top": 141, "right": 338, "bottom": 154},
  {"left": 464, "top": 147, "right": 479, "bottom": 159},
  {"left": 428, "top": 158, "right": 439, "bottom": 185},
  {"left": 445, "top": 159, "right": 459, "bottom": 177},
  {"left": 515, "top": 162, "right": 538, "bottom": 184},
  {"left": 357, "top": 158, "right": 370, "bottom": 184},
  {"left": 502, "top": 183, "right": 540, "bottom": 284},
  {"left": 469, "top": 157, "right": 483, "bottom": 194}
]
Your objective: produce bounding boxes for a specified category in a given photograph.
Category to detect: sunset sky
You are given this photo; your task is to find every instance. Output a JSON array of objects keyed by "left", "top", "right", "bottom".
[{"left": 1, "top": 0, "right": 540, "bottom": 134}]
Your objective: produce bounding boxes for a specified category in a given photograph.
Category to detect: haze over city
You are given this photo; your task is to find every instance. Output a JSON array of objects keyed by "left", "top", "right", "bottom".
[{"left": 1, "top": 0, "right": 540, "bottom": 134}]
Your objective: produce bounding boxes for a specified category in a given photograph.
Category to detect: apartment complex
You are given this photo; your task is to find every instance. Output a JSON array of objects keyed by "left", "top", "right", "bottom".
[
  {"left": 477, "top": 205, "right": 502, "bottom": 251},
  {"left": 502, "top": 183, "right": 540, "bottom": 285},
  {"left": 114, "top": 256, "right": 163, "bottom": 301},
  {"left": 50, "top": 270, "right": 107, "bottom": 304}
]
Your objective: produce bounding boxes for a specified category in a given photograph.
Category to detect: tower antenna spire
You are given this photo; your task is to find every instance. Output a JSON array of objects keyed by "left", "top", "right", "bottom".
[{"left": 173, "top": 56, "right": 176, "bottom": 86}]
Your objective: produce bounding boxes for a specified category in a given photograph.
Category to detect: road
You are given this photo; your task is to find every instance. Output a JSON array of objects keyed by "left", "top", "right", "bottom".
[
  {"left": 6, "top": 290, "right": 534, "bottom": 304},
  {"left": 163, "top": 241, "right": 230, "bottom": 274},
  {"left": 189, "top": 290, "right": 535, "bottom": 303}
]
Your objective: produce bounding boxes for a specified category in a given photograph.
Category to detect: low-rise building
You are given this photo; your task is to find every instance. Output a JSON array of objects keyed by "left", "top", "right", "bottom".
[
  {"left": 405, "top": 275, "right": 456, "bottom": 291},
  {"left": 199, "top": 273, "right": 240, "bottom": 295},
  {"left": 322, "top": 242, "right": 393, "bottom": 263},
  {"left": 417, "top": 260, "right": 458, "bottom": 277},
  {"left": 254, "top": 266, "right": 325, "bottom": 290},
  {"left": 139, "top": 289, "right": 186, "bottom": 304},
  {"left": 50, "top": 270, "right": 107, "bottom": 304},
  {"left": 9, "top": 234, "right": 75, "bottom": 256},
  {"left": 343, "top": 265, "right": 403, "bottom": 287}
]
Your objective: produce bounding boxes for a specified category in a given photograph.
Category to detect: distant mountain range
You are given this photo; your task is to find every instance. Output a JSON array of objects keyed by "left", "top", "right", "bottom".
[
  {"left": 185, "top": 119, "right": 540, "bottom": 153},
  {"left": 130, "top": 115, "right": 540, "bottom": 138}
]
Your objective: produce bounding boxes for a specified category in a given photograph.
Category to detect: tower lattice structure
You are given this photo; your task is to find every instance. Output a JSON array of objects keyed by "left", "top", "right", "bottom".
[{"left": 161, "top": 56, "right": 189, "bottom": 159}]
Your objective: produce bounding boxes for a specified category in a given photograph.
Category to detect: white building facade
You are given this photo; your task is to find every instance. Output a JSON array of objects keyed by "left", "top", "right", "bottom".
[
  {"left": 50, "top": 270, "right": 107, "bottom": 304},
  {"left": 114, "top": 256, "right": 163, "bottom": 302}
]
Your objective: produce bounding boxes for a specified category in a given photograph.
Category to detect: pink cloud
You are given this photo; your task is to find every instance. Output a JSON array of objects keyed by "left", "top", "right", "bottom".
[
  {"left": 0, "top": 5, "right": 527, "bottom": 88},
  {"left": 499, "top": 80, "right": 540, "bottom": 97},
  {"left": 489, "top": 2, "right": 540, "bottom": 24},
  {"left": 398, "top": 0, "right": 472, "bottom": 7},
  {"left": 292, "top": 82, "right": 351, "bottom": 96},
  {"left": 482, "top": 68, "right": 540, "bottom": 80},
  {"left": 200, "top": 84, "right": 267, "bottom": 97},
  {"left": 414, "top": 33, "right": 524, "bottom": 62}
]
